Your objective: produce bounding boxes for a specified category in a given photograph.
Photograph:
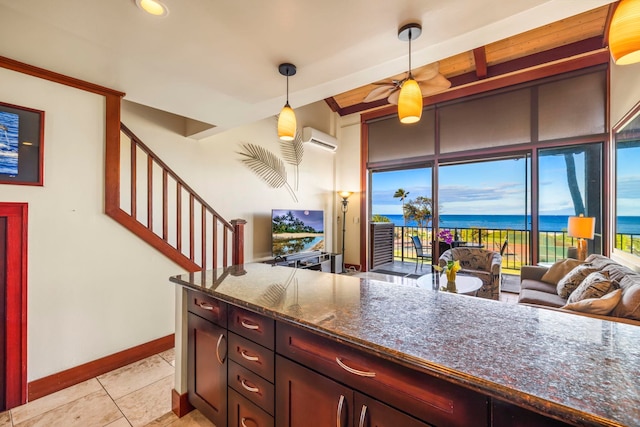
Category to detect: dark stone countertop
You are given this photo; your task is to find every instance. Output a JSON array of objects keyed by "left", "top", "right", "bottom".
[{"left": 170, "top": 263, "right": 640, "bottom": 427}]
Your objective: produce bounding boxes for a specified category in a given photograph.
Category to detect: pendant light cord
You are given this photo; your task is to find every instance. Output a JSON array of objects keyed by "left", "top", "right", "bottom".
[
  {"left": 408, "top": 28, "right": 413, "bottom": 79},
  {"left": 286, "top": 73, "right": 290, "bottom": 106}
]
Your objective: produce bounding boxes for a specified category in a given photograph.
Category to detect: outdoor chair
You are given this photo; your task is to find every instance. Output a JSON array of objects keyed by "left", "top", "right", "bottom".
[
  {"left": 411, "top": 236, "right": 430, "bottom": 273},
  {"left": 439, "top": 248, "right": 502, "bottom": 300}
]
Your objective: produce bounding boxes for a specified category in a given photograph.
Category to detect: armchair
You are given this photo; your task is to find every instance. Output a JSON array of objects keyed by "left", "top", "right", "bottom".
[{"left": 439, "top": 248, "right": 502, "bottom": 300}]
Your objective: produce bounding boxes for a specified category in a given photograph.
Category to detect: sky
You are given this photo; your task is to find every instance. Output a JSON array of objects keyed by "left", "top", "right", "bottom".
[{"left": 372, "top": 151, "right": 640, "bottom": 217}]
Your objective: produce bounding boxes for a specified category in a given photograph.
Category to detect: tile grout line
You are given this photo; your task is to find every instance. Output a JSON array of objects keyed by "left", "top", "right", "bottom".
[{"left": 97, "top": 376, "right": 131, "bottom": 427}]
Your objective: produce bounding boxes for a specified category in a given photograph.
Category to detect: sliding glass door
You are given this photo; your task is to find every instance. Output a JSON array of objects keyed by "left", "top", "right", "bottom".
[
  {"left": 537, "top": 143, "right": 602, "bottom": 262},
  {"left": 437, "top": 157, "right": 529, "bottom": 270},
  {"left": 370, "top": 167, "right": 432, "bottom": 262}
]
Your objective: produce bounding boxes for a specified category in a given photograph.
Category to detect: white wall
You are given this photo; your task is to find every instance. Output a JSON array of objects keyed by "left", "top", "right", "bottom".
[
  {"left": 610, "top": 60, "right": 640, "bottom": 126},
  {"left": 0, "top": 68, "right": 179, "bottom": 381},
  {"left": 609, "top": 60, "right": 640, "bottom": 270},
  {"left": 121, "top": 100, "right": 338, "bottom": 262},
  {"left": 336, "top": 113, "right": 363, "bottom": 269}
]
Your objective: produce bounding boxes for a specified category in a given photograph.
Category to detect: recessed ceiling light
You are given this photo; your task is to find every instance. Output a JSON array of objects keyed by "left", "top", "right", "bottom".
[{"left": 135, "top": 0, "right": 169, "bottom": 17}]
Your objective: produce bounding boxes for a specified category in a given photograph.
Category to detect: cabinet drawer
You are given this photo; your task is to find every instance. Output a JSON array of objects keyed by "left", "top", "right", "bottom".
[
  {"left": 228, "top": 388, "right": 274, "bottom": 427},
  {"left": 228, "top": 305, "right": 275, "bottom": 349},
  {"left": 186, "top": 290, "right": 227, "bottom": 327},
  {"left": 229, "top": 332, "right": 274, "bottom": 383},
  {"left": 229, "top": 360, "right": 274, "bottom": 416},
  {"left": 276, "top": 322, "right": 488, "bottom": 427}
]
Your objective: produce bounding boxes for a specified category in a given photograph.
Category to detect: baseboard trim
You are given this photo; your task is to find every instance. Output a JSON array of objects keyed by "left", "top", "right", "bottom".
[
  {"left": 172, "top": 388, "right": 194, "bottom": 417},
  {"left": 27, "top": 334, "right": 174, "bottom": 402}
]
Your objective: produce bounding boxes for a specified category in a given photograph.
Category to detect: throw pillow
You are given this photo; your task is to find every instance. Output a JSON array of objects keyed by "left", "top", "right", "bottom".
[
  {"left": 556, "top": 264, "right": 598, "bottom": 299},
  {"left": 562, "top": 289, "right": 623, "bottom": 315},
  {"left": 566, "top": 271, "right": 613, "bottom": 304},
  {"left": 541, "top": 258, "right": 584, "bottom": 284},
  {"left": 610, "top": 279, "right": 640, "bottom": 321}
]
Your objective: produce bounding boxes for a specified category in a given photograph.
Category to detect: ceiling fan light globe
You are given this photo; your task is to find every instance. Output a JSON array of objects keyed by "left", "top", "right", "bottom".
[
  {"left": 398, "top": 78, "right": 423, "bottom": 124},
  {"left": 278, "top": 104, "right": 297, "bottom": 141},
  {"left": 609, "top": 0, "right": 640, "bottom": 65}
]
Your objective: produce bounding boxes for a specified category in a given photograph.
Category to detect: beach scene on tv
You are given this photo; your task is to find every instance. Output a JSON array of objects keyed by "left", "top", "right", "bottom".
[
  {"left": 0, "top": 111, "right": 19, "bottom": 176},
  {"left": 272, "top": 209, "right": 325, "bottom": 257}
]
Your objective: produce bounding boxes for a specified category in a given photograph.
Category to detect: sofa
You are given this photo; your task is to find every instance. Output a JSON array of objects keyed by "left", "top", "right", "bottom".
[
  {"left": 518, "top": 254, "right": 640, "bottom": 325},
  {"left": 439, "top": 248, "right": 502, "bottom": 300}
]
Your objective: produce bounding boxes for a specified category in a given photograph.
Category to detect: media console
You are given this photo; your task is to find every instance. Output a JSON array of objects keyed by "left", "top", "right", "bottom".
[{"left": 268, "top": 251, "right": 343, "bottom": 273}]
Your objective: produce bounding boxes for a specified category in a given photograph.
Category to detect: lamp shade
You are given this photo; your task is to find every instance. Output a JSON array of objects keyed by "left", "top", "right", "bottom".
[
  {"left": 609, "top": 0, "right": 640, "bottom": 65},
  {"left": 398, "top": 78, "right": 423, "bottom": 124},
  {"left": 567, "top": 215, "right": 595, "bottom": 239},
  {"left": 277, "top": 104, "right": 296, "bottom": 141},
  {"left": 338, "top": 191, "right": 353, "bottom": 200}
]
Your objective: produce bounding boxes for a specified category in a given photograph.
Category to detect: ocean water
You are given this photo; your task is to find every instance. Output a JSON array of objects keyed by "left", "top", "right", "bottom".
[
  {"left": 0, "top": 111, "right": 20, "bottom": 176},
  {"left": 377, "top": 214, "right": 640, "bottom": 234}
]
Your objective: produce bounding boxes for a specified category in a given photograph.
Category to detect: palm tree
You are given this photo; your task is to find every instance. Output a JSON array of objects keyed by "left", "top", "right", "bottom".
[{"left": 393, "top": 188, "right": 410, "bottom": 225}]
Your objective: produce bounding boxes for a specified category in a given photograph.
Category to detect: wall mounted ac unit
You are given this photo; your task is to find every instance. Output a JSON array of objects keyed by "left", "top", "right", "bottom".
[{"left": 302, "top": 127, "right": 338, "bottom": 152}]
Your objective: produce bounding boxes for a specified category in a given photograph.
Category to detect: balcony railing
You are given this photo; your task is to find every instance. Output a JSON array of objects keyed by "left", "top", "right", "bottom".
[
  {"left": 615, "top": 233, "right": 640, "bottom": 256},
  {"left": 393, "top": 226, "right": 605, "bottom": 271}
]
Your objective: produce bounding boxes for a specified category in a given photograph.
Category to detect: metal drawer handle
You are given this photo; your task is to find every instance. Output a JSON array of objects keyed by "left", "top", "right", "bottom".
[
  {"left": 336, "top": 394, "right": 345, "bottom": 427},
  {"left": 241, "top": 417, "right": 257, "bottom": 427},
  {"left": 358, "top": 405, "right": 368, "bottom": 427},
  {"left": 215, "top": 334, "right": 227, "bottom": 364},
  {"left": 197, "top": 301, "right": 214, "bottom": 311},
  {"left": 335, "top": 357, "right": 376, "bottom": 377},
  {"left": 240, "top": 319, "right": 260, "bottom": 330},
  {"left": 241, "top": 349, "right": 260, "bottom": 362},
  {"left": 241, "top": 378, "right": 260, "bottom": 393}
]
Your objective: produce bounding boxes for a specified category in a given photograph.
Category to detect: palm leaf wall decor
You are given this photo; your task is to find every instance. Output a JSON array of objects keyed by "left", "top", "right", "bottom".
[
  {"left": 280, "top": 130, "right": 304, "bottom": 190},
  {"left": 238, "top": 143, "right": 298, "bottom": 202}
]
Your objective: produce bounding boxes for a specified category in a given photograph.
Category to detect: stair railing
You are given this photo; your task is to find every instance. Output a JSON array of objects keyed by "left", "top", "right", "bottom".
[{"left": 105, "top": 122, "right": 245, "bottom": 272}]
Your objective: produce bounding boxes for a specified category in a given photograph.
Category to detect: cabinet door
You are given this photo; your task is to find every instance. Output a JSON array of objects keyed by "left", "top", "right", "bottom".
[
  {"left": 355, "top": 393, "right": 433, "bottom": 427},
  {"left": 187, "top": 313, "right": 227, "bottom": 427},
  {"left": 276, "top": 356, "right": 352, "bottom": 427},
  {"left": 491, "top": 400, "right": 571, "bottom": 427}
]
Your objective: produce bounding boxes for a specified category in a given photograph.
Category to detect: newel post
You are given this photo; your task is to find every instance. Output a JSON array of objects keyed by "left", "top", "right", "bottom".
[{"left": 231, "top": 219, "right": 247, "bottom": 265}]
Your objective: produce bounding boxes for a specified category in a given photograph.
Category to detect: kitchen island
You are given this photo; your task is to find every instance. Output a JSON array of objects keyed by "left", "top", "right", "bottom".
[{"left": 170, "top": 263, "right": 640, "bottom": 427}]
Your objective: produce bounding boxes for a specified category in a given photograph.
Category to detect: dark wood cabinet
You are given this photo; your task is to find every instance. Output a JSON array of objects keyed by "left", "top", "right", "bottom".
[
  {"left": 491, "top": 400, "right": 571, "bottom": 427},
  {"left": 355, "top": 392, "right": 433, "bottom": 427},
  {"left": 183, "top": 288, "right": 576, "bottom": 427},
  {"left": 228, "top": 388, "right": 274, "bottom": 427},
  {"left": 276, "top": 355, "right": 353, "bottom": 427},
  {"left": 187, "top": 312, "right": 228, "bottom": 426},
  {"left": 276, "top": 355, "right": 432, "bottom": 427}
]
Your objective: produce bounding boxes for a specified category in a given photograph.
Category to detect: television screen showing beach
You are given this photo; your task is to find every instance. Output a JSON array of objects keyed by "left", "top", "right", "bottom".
[
  {"left": 0, "top": 111, "right": 19, "bottom": 176},
  {"left": 272, "top": 209, "right": 325, "bottom": 257}
]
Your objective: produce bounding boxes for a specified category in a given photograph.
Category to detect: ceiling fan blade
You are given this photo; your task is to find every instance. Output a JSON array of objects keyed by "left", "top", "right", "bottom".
[
  {"left": 387, "top": 88, "right": 400, "bottom": 105},
  {"left": 412, "top": 62, "right": 440, "bottom": 82},
  {"left": 363, "top": 85, "right": 395, "bottom": 102},
  {"left": 419, "top": 74, "right": 452, "bottom": 95}
]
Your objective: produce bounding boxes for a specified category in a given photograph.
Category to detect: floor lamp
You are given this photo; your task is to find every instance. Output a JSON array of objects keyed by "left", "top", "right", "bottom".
[
  {"left": 567, "top": 214, "right": 595, "bottom": 261},
  {"left": 338, "top": 191, "right": 352, "bottom": 273}
]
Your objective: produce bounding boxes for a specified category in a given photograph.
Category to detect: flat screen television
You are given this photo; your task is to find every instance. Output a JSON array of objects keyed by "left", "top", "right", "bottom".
[{"left": 272, "top": 209, "right": 325, "bottom": 257}]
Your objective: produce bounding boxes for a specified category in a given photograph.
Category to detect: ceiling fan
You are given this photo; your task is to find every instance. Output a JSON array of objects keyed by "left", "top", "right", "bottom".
[{"left": 362, "top": 61, "right": 451, "bottom": 105}]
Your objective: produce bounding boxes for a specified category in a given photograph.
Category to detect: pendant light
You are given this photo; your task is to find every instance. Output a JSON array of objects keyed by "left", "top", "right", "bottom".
[
  {"left": 277, "top": 63, "right": 297, "bottom": 141},
  {"left": 398, "top": 23, "right": 423, "bottom": 124},
  {"left": 609, "top": 0, "right": 640, "bottom": 65}
]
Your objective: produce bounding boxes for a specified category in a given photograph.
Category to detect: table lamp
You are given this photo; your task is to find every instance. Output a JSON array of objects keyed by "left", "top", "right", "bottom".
[{"left": 567, "top": 214, "right": 595, "bottom": 261}]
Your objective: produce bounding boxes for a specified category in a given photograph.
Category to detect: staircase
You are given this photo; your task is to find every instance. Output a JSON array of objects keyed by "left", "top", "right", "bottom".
[{"left": 105, "top": 123, "right": 245, "bottom": 273}]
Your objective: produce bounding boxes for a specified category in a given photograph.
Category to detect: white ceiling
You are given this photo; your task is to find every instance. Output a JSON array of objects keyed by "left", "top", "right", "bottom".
[{"left": 0, "top": 0, "right": 615, "bottom": 135}]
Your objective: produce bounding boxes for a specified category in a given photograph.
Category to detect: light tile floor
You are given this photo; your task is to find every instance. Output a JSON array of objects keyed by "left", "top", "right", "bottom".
[{"left": 0, "top": 349, "right": 214, "bottom": 427}]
